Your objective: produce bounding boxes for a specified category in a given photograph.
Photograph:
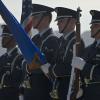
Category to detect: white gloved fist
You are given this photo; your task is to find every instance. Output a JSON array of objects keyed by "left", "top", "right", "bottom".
[
  {"left": 76, "top": 88, "right": 83, "bottom": 99},
  {"left": 71, "top": 57, "right": 86, "bottom": 70},
  {"left": 40, "top": 63, "right": 50, "bottom": 75}
]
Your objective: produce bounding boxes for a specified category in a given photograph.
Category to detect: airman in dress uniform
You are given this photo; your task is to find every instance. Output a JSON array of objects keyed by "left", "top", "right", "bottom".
[
  {"left": 23, "top": 4, "right": 59, "bottom": 100},
  {"left": 0, "top": 25, "right": 24, "bottom": 100},
  {"left": 40, "top": 7, "right": 84, "bottom": 100},
  {"left": 72, "top": 10, "right": 100, "bottom": 100}
]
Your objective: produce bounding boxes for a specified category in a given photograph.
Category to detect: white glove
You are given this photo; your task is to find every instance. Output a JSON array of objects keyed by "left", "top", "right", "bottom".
[
  {"left": 71, "top": 57, "right": 86, "bottom": 70},
  {"left": 76, "top": 88, "right": 83, "bottom": 99},
  {"left": 40, "top": 63, "right": 50, "bottom": 75}
]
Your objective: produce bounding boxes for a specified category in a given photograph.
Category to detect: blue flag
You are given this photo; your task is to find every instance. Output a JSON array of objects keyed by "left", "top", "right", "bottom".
[{"left": 0, "top": 0, "right": 46, "bottom": 64}]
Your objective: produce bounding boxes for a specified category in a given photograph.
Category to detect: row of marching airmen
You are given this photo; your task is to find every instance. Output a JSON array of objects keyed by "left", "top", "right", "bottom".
[{"left": 0, "top": 1, "right": 100, "bottom": 100}]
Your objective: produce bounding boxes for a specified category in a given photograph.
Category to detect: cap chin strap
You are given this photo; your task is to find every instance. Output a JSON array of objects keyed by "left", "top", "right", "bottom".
[
  {"left": 92, "top": 29, "right": 100, "bottom": 37},
  {"left": 60, "top": 18, "right": 71, "bottom": 33},
  {"left": 34, "top": 15, "right": 44, "bottom": 29},
  {"left": 3, "top": 38, "right": 14, "bottom": 48}
]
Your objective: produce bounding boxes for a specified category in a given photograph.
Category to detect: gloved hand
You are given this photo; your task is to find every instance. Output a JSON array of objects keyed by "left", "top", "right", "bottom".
[
  {"left": 76, "top": 88, "right": 83, "bottom": 99},
  {"left": 40, "top": 63, "right": 50, "bottom": 77},
  {"left": 71, "top": 57, "right": 86, "bottom": 70}
]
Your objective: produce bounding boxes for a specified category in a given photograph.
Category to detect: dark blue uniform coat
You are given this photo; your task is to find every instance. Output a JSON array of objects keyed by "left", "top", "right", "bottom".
[
  {"left": 0, "top": 47, "right": 24, "bottom": 100},
  {"left": 24, "top": 28, "right": 59, "bottom": 100},
  {"left": 81, "top": 41, "right": 100, "bottom": 100}
]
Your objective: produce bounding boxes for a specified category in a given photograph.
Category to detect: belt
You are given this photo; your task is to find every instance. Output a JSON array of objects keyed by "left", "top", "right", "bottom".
[
  {"left": 86, "top": 81, "right": 100, "bottom": 85},
  {"left": 84, "top": 78, "right": 100, "bottom": 87},
  {"left": 0, "top": 84, "right": 11, "bottom": 89},
  {"left": 0, "top": 83, "right": 20, "bottom": 89}
]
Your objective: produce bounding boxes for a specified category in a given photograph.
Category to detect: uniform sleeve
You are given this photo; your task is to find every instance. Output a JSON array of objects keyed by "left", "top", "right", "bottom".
[
  {"left": 10, "top": 55, "right": 25, "bottom": 86},
  {"left": 42, "top": 36, "right": 59, "bottom": 65},
  {"left": 81, "top": 45, "right": 96, "bottom": 78}
]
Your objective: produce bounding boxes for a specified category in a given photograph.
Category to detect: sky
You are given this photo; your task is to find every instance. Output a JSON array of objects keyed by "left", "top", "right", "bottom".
[{"left": 0, "top": 0, "right": 100, "bottom": 33}]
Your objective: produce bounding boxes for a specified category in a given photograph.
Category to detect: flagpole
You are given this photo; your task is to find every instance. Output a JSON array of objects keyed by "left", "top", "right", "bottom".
[{"left": 67, "top": 7, "right": 82, "bottom": 100}]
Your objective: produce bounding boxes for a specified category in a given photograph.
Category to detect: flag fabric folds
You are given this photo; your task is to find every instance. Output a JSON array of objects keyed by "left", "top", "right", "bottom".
[
  {"left": 0, "top": 0, "right": 46, "bottom": 65},
  {"left": 21, "top": 0, "right": 33, "bottom": 33}
]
